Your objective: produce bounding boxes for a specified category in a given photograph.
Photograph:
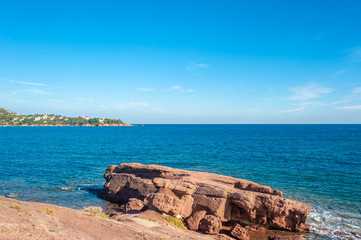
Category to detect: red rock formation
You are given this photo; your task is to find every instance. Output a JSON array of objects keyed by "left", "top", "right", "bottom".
[{"left": 100, "top": 163, "right": 312, "bottom": 234}]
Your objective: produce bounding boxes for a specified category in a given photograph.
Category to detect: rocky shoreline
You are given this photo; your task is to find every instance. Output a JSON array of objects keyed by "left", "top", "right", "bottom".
[
  {"left": 99, "top": 163, "right": 312, "bottom": 240},
  {"left": 0, "top": 195, "right": 217, "bottom": 240},
  {"left": 0, "top": 163, "right": 312, "bottom": 240}
]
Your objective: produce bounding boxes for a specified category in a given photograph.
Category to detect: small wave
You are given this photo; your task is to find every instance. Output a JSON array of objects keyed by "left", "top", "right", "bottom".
[
  {"left": 308, "top": 207, "right": 361, "bottom": 240},
  {"left": 6, "top": 193, "right": 19, "bottom": 198},
  {"left": 59, "top": 187, "right": 75, "bottom": 191}
]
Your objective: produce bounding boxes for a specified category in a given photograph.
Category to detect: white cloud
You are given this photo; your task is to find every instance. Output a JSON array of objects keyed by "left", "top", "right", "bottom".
[
  {"left": 1, "top": 77, "right": 46, "bottom": 86},
  {"left": 14, "top": 89, "right": 53, "bottom": 95},
  {"left": 297, "top": 101, "right": 323, "bottom": 107},
  {"left": 289, "top": 83, "right": 333, "bottom": 101},
  {"left": 152, "top": 107, "right": 165, "bottom": 112},
  {"left": 186, "top": 63, "right": 209, "bottom": 71},
  {"left": 9, "top": 79, "right": 47, "bottom": 86},
  {"left": 338, "top": 105, "right": 361, "bottom": 110},
  {"left": 320, "top": 99, "right": 349, "bottom": 106},
  {"left": 352, "top": 87, "right": 361, "bottom": 94},
  {"left": 136, "top": 88, "right": 156, "bottom": 92},
  {"left": 169, "top": 85, "right": 194, "bottom": 93},
  {"left": 278, "top": 107, "right": 304, "bottom": 114}
]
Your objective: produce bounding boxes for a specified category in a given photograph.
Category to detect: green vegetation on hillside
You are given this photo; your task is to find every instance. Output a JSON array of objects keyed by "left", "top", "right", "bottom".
[{"left": 0, "top": 107, "right": 126, "bottom": 126}]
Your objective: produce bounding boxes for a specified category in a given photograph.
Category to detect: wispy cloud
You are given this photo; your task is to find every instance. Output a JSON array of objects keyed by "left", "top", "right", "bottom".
[
  {"left": 289, "top": 83, "right": 333, "bottom": 101},
  {"left": 1, "top": 77, "right": 47, "bottom": 86},
  {"left": 12, "top": 80, "right": 47, "bottom": 86},
  {"left": 278, "top": 107, "right": 304, "bottom": 114},
  {"left": 320, "top": 99, "right": 349, "bottom": 106},
  {"left": 345, "top": 47, "right": 361, "bottom": 62},
  {"left": 152, "top": 107, "right": 165, "bottom": 112},
  {"left": 331, "top": 70, "right": 347, "bottom": 78},
  {"left": 337, "top": 105, "right": 361, "bottom": 110},
  {"left": 135, "top": 88, "right": 156, "bottom": 92},
  {"left": 13, "top": 89, "right": 53, "bottom": 95},
  {"left": 352, "top": 87, "right": 361, "bottom": 95},
  {"left": 186, "top": 63, "right": 209, "bottom": 71},
  {"left": 170, "top": 85, "right": 183, "bottom": 90},
  {"left": 169, "top": 85, "right": 194, "bottom": 93},
  {"left": 1, "top": 77, "right": 46, "bottom": 86}
]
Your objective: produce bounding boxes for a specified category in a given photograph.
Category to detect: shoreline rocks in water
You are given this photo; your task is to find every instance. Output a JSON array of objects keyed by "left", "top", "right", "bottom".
[{"left": 99, "top": 163, "right": 312, "bottom": 238}]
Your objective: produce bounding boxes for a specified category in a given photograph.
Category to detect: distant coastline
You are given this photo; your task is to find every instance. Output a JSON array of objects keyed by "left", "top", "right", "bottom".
[
  {"left": 0, "top": 107, "right": 133, "bottom": 127},
  {"left": 0, "top": 124, "right": 134, "bottom": 127}
]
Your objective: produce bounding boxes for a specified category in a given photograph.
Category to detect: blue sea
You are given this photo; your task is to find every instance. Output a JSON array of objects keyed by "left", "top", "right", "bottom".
[{"left": 0, "top": 125, "right": 360, "bottom": 239}]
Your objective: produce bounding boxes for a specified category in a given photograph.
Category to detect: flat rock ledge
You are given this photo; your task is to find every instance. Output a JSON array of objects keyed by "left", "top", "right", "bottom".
[{"left": 99, "top": 163, "right": 312, "bottom": 238}]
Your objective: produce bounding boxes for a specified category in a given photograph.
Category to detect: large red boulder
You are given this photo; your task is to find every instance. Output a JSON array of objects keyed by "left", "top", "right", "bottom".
[{"left": 100, "top": 163, "right": 312, "bottom": 233}]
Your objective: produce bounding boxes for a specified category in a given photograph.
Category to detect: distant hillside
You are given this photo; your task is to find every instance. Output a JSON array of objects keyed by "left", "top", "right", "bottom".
[{"left": 0, "top": 107, "right": 131, "bottom": 126}]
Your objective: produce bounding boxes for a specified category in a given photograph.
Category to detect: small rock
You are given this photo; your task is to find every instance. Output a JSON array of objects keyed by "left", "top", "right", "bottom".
[
  {"left": 199, "top": 215, "right": 222, "bottom": 235},
  {"left": 185, "top": 210, "right": 207, "bottom": 231},
  {"left": 125, "top": 198, "right": 144, "bottom": 212},
  {"left": 230, "top": 224, "right": 249, "bottom": 240}
]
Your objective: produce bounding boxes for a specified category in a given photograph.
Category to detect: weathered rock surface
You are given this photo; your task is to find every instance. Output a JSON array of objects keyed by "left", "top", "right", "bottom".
[
  {"left": 185, "top": 210, "right": 207, "bottom": 230},
  {"left": 100, "top": 163, "right": 312, "bottom": 234},
  {"left": 199, "top": 215, "right": 222, "bottom": 234},
  {"left": 0, "top": 196, "right": 215, "bottom": 240},
  {"left": 125, "top": 198, "right": 145, "bottom": 212},
  {"left": 217, "top": 234, "right": 236, "bottom": 240},
  {"left": 230, "top": 224, "right": 250, "bottom": 240}
]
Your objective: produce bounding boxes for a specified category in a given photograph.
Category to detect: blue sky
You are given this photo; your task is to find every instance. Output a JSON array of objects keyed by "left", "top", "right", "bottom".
[{"left": 1, "top": 0, "right": 361, "bottom": 123}]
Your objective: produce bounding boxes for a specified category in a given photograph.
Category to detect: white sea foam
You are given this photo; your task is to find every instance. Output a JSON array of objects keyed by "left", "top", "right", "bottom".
[
  {"left": 308, "top": 207, "right": 361, "bottom": 240},
  {"left": 60, "top": 187, "right": 75, "bottom": 191},
  {"left": 6, "top": 193, "right": 19, "bottom": 198}
]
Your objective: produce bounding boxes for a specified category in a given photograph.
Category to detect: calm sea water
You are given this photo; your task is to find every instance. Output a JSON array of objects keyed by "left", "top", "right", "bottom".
[{"left": 0, "top": 125, "right": 360, "bottom": 239}]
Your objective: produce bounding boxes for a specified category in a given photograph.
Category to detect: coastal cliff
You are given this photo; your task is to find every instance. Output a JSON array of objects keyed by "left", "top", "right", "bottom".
[{"left": 100, "top": 163, "right": 312, "bottom": 239}]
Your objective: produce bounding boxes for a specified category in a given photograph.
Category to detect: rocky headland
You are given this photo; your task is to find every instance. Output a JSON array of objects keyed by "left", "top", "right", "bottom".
[{"left": 99, "top": 163, "right": 313, "bottom": 239}]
